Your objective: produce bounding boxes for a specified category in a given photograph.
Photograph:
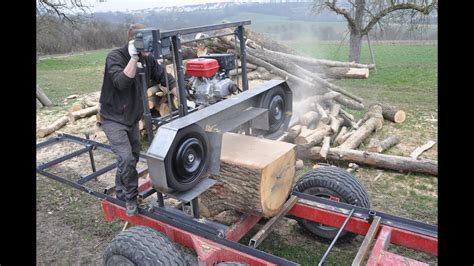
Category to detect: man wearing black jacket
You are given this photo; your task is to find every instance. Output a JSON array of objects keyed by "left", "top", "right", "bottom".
[{"left": 99, "top": 24, "right": 176, "bottom": 216}]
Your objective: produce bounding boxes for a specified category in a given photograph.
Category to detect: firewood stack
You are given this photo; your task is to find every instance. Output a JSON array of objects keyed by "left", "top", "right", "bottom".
[{"left": 279, "top": 101, "right": 436, "bottom": 176}]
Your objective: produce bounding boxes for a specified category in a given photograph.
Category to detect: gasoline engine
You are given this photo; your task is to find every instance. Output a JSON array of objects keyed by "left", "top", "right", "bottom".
[{"left": 185, "top": 54, "right": 240, "bottom": 106}]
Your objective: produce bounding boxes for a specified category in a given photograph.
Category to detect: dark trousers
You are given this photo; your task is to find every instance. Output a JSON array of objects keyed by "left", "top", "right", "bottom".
[{"left": 101, "top": 119, "right": 141, "bottom": 201}]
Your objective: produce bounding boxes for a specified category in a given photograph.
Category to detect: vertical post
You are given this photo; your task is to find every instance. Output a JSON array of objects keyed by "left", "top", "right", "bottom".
[
  {"left": 236, "top": 25, "right": 249, "bottom": 91},
  {"left": 137, "top": 62, "right": 154, "bottom": 143},
  {"left": 366, "top": 34, "right": 376, "bottom": 72},
  {"left": 171, "top": 35, "right": 188, "bottom": 116},
  {"left": 191, "top": 198, "right": 200, "bottom": 219},
  {"left": 157, "top": 192, "right": 165, "bottom": 207},
  {"left": 84, "top": 133, "right": 97, "bottom": 174}
]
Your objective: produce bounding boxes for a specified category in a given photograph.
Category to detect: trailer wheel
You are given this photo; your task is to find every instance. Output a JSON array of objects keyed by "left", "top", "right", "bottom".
[
  {"left": 258, "top": 86, "right": 287, "bottom": 134},
  {"left": 293, "top": 166, "right": 370, "bottom": 241},
  {"left": 165, "top": 124, "right": 210, "bottom": 191},
  {"left": 103, "top": 225, "right": 188, "bottom": 266}
]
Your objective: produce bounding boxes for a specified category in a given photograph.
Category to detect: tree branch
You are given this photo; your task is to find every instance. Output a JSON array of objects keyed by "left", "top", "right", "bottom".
[
  {"left": 325, "top": 0, "right": 357, "bottom": 29},
  {"left": 362, "top": 0, "right": 437, "bottom": 35}
]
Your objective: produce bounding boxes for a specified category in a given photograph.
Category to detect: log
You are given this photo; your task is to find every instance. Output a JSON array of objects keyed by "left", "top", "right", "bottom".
[
  {"left": 297, "top": 91, "right": 341, "bottom": 115},
  {"left": 299, "top": 111, "right": 320, "bottom": 130},
  {"left": 147, "top": 85, "right": 160, "bottom": 97},
  {"left": 96, "top": 113, "right": 102, "bottom": 126},
  {"left": 410, "top": 140, "right": 436, "bottom": 159},
  {"left": 36, "top": 85, "right": 53, "bottom": 106},
  {"left": 200, "top": 132, "right": 296, "bottom": 217},
  {"left": 336, "top": 128, "right": 354, "bottom": 145},
  {"left": 68, "top": 102, "right": 85, "bottom": 112},
  {"left": 243, "top": 27, "right": 300, "bottom": 55},
  {"left": 37, "top": 116, "right": 69, "bottom": 138},
  {"left": 246, "top": 52, "right": 314, "bottom": 89},
  {"left": 306, "top": 147, "right": 437, "bottom": 176},
  {"left": 158, "top": 102, "right": 171, "bottom": 116},
  {"left": 283, "top": 125, "right": 303, "bottom": 143},
  {"left": 324, "top": 67, "right": 369, "bottom": 79},
  {"left": 295, "top": 159, "right": 304, "bottom": 170},
  {"left": 319, "top": 136, "right": 331, "bottom": 159},
  {"left": 68, "top": 105, "right": 99, "bottom": 122},
  {"left": 36, "top": 98, "right": 43, "bottom": 109},
  {"left": 329, "top": 104, "right": 341, "bottom": 117},
  {"left": 248, "top": 47, "right": 363, "bottom": 103},
  {"left": 334, "top": 126, "right": 348, "bottom": 145},
  {"left": 294, "top": 123, "right": 332, "bottom": 147},
  {"left": 338, "top": 105, "right": 383, "bottom": 150},
  {"left": 329, "top": 116, "right": 342, "bottom": 134},
  {"left": 148, "top": 95, "right": 159, "bottom": 110},
  {"left": 339, "top": 109, "right": 355, "bottom": 128},
  {"left": 267, "top": 49, "right": 375, "bottom": 69},
  {"left": 380, "top": 104, "right": 406, "bottom": 123},
  {"left": 334, "top": 95, "right": 365, "bottom": 110},
  {"left": 315, "top": 103, "right": 330, "bottom": 124},
  {"left": 367, "top": 136, "right": 400, "bottom": 153}
]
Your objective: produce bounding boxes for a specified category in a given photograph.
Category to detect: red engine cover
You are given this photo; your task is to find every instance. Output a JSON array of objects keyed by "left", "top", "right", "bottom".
[{"left": 186, "top": 58, "right": 220, "bottom": 77}]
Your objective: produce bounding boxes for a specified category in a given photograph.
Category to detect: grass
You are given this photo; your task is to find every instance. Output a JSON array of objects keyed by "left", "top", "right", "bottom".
[
  {"left": 36, "top": 37, "right": 437, "bottom": 264},
  {"left": 36, "top": 49, "right": 110, "bottom": 104}
]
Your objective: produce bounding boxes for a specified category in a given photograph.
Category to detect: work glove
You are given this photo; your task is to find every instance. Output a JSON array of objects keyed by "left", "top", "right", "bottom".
[{"left": 128, "top": 40, "right": 139, "bottom": 61}]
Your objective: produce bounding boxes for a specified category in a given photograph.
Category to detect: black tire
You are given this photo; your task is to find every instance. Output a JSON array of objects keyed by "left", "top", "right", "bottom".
[
  {"left": 103, "top": 226, "right": 188, "bottom": 266},
  {"left": 165, "top": 124, "right": 210, "bottom": 191},
  {"left": 293, "top": 166, "right": 370, "bottom": 241},
  {"left": 258, "top": 86, "right": 287, "bottom": 134}
]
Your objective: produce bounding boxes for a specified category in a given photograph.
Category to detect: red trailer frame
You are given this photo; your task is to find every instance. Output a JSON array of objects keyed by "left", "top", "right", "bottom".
[{"left": 101, "top": 177, "right": 437, "bottom": 266}]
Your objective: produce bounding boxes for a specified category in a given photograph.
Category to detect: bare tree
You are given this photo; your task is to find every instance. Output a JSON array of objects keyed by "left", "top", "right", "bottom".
[
  {"left": 313, "top": 0, "right": 437, "bottom": 63},
  {"left": 37, "top": 0, "right": 91, "bottom": 23}
]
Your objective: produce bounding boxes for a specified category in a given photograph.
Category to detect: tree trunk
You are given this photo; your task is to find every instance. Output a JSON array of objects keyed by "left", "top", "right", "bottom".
[
  {"left": 367, "top": 136, "right": 400, "bottom": 153},
  {"left": 200, "top": 133, "right": 296, "bottom": 217},
  {"left": 380, "top": 104, "right": 406, "bottom": 123},
  {"left": 37, "top": 116, "right": 69, "bottom": 138},
  {"left": 68, "top": 105, "right": 99, "bottom": 122},
  {"left": 36, "top": 85, "right": 53, "bottom": 106},
  {"left": 324, "top": 67, "right": 369, "bottom": 79},
  {"left": 349, "top": 32, "right": 363, "bottom": 63},
  {"left": 294, "top": 123, "right": 332, "bottom": 147},
  {"left": 338, "top": 105, "right": 383, "bottom": 149},
  {"left": 306, "top": 147, "right": 437, "bottom": 176},
  {"left": 36, "top": 98, "right": 43, "bottom": 109},
  {"left": 315, "top": 103, "right": 330, "bottom": 124}
]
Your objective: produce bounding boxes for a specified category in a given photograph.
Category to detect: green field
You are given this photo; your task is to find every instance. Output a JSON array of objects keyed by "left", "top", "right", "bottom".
[{"left": 37, "top": 39, "right": 437, "bottom": 265}]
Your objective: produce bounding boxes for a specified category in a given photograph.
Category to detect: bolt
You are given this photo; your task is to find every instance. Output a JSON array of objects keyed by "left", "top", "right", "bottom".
[{"left": 187, "top": 153, "right": 195, "bottom": 163}]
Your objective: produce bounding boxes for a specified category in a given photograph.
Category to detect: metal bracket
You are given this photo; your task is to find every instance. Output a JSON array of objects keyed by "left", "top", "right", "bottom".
[{"left": 249, "top": 195, "right": 299, "bottom": 248}]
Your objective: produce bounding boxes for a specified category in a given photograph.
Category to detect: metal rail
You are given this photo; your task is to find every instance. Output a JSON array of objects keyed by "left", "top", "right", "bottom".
[{"left": 290, "top": 191, "right": 437, "bottom": 238}]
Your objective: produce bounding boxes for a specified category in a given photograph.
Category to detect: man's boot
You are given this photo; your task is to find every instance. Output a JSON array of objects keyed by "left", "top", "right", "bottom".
[{"left": 126, "top": 197, "right": 138, "bottom": 216}]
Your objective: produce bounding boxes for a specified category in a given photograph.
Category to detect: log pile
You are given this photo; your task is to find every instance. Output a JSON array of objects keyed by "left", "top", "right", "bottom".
[{"left": 281, "top": 100, "right": 436, "bottom": 176}]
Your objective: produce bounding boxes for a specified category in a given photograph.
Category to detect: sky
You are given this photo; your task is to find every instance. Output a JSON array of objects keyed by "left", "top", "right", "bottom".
[{"left": 88, "top": 0, "right": 263, "bottom": 13}]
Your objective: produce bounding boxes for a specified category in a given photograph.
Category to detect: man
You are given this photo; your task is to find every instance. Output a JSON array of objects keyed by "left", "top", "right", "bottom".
[{"left": 99, "top": 23, "right": 176, "bottom": 216}]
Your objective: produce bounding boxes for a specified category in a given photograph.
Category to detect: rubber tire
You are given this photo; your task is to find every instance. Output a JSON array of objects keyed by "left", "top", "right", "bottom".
[
  {"left": 258, "top": 86, "right": 287, "bottom": 134},
  {"left": 293, "top": 166, "right": 370, "bottom": 241},
  {"left": 103, "top": 226, "right": 188, "bottom": 266},
  {"left": 165, "top": 124, "right": 210, "bottom": 191}
]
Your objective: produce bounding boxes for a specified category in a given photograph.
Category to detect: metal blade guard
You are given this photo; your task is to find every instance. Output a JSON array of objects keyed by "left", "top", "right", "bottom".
[{"left": 146, "top": 79, "right": 292, "bottom": 193}]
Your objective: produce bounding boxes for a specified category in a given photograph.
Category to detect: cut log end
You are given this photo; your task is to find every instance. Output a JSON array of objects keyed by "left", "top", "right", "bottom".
[{"left": 393, "top": 111, "right": 406, "bottom": 123}]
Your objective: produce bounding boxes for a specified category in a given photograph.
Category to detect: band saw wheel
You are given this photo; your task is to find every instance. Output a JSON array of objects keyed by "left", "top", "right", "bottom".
[{"left": 164, "top": 124, "right": 210, "bottom": 191}]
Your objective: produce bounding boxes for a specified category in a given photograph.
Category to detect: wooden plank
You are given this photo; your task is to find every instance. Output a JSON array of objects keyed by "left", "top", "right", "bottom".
[
  {"left": 410, "top": 141, "right": 436, "bottom": 159},
  {"left": 352, "top": 216, "right": 382, "bottom": 266}
]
